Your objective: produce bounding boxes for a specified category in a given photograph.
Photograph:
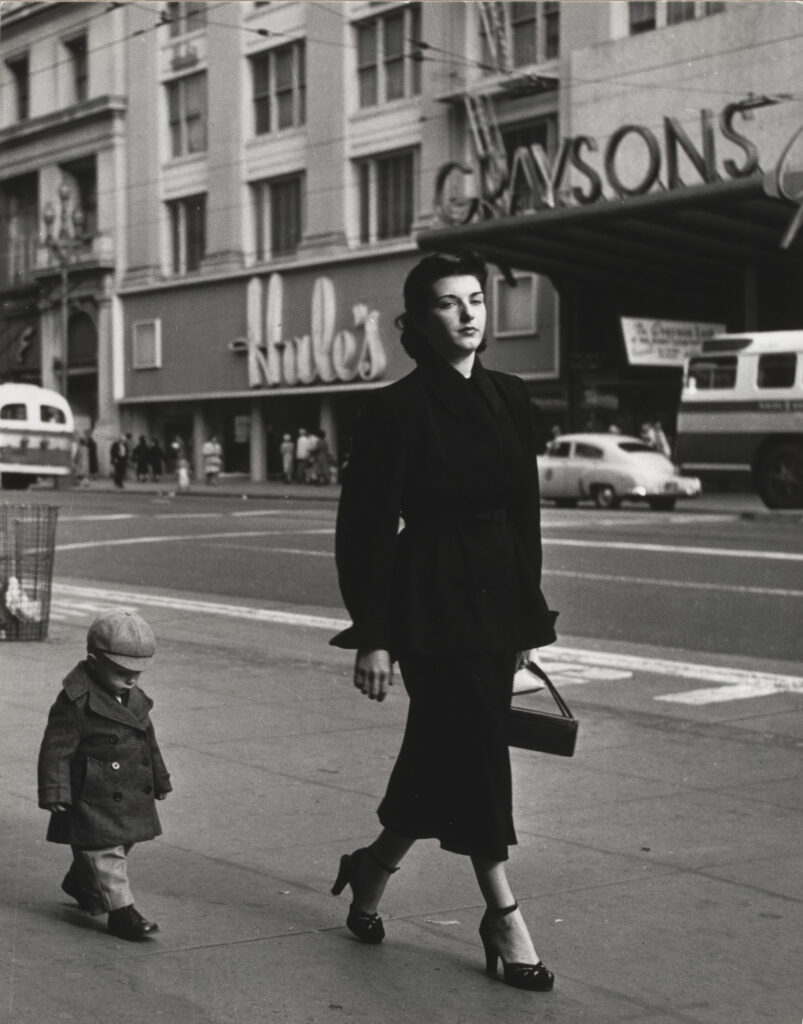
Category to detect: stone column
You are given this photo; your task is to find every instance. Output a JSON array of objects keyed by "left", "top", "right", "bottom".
[
  {"left": 92, "top": 275, "right": 118, "bottom": 477},
  {"left": 250, "top": 400, "right": 265, "bottom": 482},
  {"left": 192, "top": 407, "right": 206, "bottom": 482}
]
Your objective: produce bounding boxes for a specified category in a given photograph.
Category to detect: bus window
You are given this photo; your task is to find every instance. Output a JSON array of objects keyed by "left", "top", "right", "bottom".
[
  {"left": 756, "top": 353, "right": 797, "bottom": 389},
  {"left": 40, "top": 405, "right": 67, "bottom": 424},
  {"left": 1, "top": 403, "right": 27, "bottom": 421},
  {"left": 687, "top": 355, "right": 737, "bottom": 390}
]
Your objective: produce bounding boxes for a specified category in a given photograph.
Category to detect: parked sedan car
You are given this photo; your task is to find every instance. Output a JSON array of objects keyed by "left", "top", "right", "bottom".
[{"left": 538, "top": 433, "right": 702, "bottom": 510}]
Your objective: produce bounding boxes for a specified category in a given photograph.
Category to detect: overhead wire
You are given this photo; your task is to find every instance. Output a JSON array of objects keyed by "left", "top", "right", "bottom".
[{"left": 1, "top": 2, "right": 801, "bottom": 261}]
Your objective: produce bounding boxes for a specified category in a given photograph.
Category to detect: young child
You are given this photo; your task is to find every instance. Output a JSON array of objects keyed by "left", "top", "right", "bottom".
[{"left": 37, "top": 609, "right": 172, "bottom": 941}]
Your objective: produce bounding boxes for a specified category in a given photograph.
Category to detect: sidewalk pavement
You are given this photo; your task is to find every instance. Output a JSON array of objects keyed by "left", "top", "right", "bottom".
[
  {"left": 1, "top": 577, "right": 800, "bottom": 1022},
  {"left": 32, "top": 472, "right": 800, "bottom": 519}
]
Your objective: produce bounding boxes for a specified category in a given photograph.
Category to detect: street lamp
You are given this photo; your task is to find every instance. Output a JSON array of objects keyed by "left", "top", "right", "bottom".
[{"left": 42, "top": 182, "right": 86, "bottom": 399}]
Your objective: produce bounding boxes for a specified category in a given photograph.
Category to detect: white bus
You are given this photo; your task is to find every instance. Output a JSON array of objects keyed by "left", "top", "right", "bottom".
[
  {"left": 676, "top": 331, "right": 803, "bottom": 509},
  {"left": 0, "top": 383, "right": 75, "bottom": 490}
]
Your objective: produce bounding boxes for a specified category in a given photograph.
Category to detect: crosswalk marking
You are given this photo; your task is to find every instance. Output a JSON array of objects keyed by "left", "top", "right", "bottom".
[{"left": 49, "top": 584, "right": 802, "bottom": 705}]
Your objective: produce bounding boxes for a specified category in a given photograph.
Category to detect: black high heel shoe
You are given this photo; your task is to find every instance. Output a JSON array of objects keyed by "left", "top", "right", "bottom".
[
  {"left": 479, "top": 903, "right": 555, "bottom": 991},
  {"left": 331, "top": 846, "right": 399, "bottom": 944}
]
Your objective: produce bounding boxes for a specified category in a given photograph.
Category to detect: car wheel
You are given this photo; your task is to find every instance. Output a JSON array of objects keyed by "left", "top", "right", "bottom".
[
  {"left": 756, "top": 443, "right": 803, "bottom": 509},
  {"left": 554, "top": 499, "right": 578, "bottom": 508},
  {"left": 648, "top": 497, "right": 677, "bottom": 511},
  {"left": 592, "top": 484, "right": 620, "bottom": 509}
]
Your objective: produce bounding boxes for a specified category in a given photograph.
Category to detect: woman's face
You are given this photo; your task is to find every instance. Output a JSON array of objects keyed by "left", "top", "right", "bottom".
[{"left": 421, "top": 274, "right": 486, "bottom": 363}]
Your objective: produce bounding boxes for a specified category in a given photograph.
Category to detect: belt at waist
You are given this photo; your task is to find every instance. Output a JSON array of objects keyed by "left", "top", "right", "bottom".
[{"left": 402, "top": 508, "right": 507, "bottom": 528}]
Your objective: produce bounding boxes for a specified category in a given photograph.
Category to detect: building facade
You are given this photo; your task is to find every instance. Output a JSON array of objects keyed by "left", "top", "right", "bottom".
[{"left": 1, "top": 1, "right": 801, "bottom": 478}]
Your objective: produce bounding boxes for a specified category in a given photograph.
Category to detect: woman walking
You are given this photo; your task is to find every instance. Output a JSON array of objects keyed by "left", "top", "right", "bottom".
[{"left": 331, "top": 251, "right": 557, "bottom": 991}]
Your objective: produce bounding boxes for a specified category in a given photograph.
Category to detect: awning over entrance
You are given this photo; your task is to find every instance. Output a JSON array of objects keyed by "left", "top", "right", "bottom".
[{"left": 417, "top": 173, "right": 803, "bottom": 295}]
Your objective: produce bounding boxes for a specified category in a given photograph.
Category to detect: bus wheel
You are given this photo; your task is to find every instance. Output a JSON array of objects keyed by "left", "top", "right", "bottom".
[
  {"left": 0, "top": 473, "right": 32, "bottom": 490},
  {"left": 648, "top": 497, "right": 677, "bottom": 511},
  {"left": 756, "top": 444, "right": 803, "bottom": 509},
  {"left": 592, "top": 484, "right": 620, "bottom": 509}
]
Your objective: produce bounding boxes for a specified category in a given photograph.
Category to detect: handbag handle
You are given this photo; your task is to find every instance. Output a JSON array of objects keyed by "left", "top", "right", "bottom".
[{"left": 523, "top": 660, "right": 575, "bottom": 720}]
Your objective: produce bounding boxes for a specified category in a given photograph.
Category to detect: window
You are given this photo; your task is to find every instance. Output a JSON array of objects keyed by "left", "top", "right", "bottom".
[
  {"left": 166, "top": 72, "right": 207, "bottom": 156},
  {"left": 502, "top": 116, "right": 558, "bottom": 212},
  {"left": 357, "top": 150, "right": 415, "bottom": 243},
  {"left": 630, "top": 1, "right": 725, "bottom": 34},
  {"left": 511, "top": 3, "right": 537, "bottom": 66},
  {"left": 132, "top": 320, "right": 163, "bottom": 369},
  {"left": 250, "top": 41, "right": 305, "bottom": 134},
  {"left": 65, "top": 35, "right": 88, "bottom": 102},
  {"left": 548, "top": 441, "right": 571, "bottom": 458},
  {"left": 687, "top": 355, "right": 737, "bottom": 390},
  {"left": 168, "top": 194, "right": 206, "bottom": 273},
  {"left": 355, "top": 4, "right": 421, "bottom": 108},
  {"left": 40, "top": 405, "right": 67, "bottom": 424},
  {"left": 166, "top": 2, "right": 206, "bottom": 37},
  {"left": 480, "top": 2, "right": 559, "bottom": 71},
  {"left": 0, "top": 174, "right": 38, "bottom": 286},
  {"left": 757, "top": 353, "right": 797, "bottom": 389},
  {"left": 493, "top": 273, "right": 537, "bottom": 338},
  {"left": 252, "top": 173, "right": 305, "bottom": 259},
  {"left": 667, "top": 2, "right": 696, "bottom": 24},
  {"left": 6, "top": 55, "right": 29, "bottom": 120},
  {"left": 1, "top": 403, "right": 26, "bottom": 421},
  {"left": 629, "top": 1, "right": 656, "bottom": 33},
  {"left": 575, "top": 443, "right": 604, "bottom": 460}
]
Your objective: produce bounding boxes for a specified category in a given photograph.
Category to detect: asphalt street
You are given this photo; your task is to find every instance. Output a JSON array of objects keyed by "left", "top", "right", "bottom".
[{"left": 0, "top": 480, "right": 800, "bottom": 1023}]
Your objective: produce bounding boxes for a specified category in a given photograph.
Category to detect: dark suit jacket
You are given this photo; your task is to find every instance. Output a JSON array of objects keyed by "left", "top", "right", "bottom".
[
  {"left": 332, "top": 353, "right": 556, "bottom": 656},
  {"left": 38, "top": 662, "right": 172, "bottom": 847}
]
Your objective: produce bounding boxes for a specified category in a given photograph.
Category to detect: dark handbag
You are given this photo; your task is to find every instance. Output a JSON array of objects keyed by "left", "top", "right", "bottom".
[{"left": 507, "top": 659, "right": 578, "bottom": 756}]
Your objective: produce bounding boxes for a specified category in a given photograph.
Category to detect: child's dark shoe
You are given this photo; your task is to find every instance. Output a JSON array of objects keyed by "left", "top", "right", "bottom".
[
  {"left": 61, "top": 871, "right": 103, "bottom": 915},
  {"left": 107, "top": 905, "right": 159, "bottom": 940}
]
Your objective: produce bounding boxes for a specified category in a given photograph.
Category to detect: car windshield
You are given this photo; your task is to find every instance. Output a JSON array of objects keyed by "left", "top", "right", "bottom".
[{"left": 618, "top": 442, "right": 659, "bottom": 454}]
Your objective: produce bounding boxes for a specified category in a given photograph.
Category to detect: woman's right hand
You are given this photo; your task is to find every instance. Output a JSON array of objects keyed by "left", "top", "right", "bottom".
[{"left": 354, "top": 648, "right": 393, "bottom": 702}]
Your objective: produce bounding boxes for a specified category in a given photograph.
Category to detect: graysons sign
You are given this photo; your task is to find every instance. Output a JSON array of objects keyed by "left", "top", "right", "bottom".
[
  {"left": 435, "top": 101, "right": 788, "bottom": 225},
  {"left": 231, "top": 274, "right": 388, "bottom": 388}
]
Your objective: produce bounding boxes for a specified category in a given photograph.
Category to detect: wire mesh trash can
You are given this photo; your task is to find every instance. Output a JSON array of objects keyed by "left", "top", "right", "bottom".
[{"left": 0, "top": 504, "right": 59, "bottom": 641}]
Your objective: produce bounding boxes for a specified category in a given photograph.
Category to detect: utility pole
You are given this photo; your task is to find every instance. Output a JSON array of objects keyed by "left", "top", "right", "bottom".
[{"left": 42, "top": 182, "right": 86, "bottom": 400}]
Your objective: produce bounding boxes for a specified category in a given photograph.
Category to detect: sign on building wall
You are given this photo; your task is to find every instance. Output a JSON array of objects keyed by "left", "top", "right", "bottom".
[{"left": 621, "top": 318, "right": 726, "bottom": 366}]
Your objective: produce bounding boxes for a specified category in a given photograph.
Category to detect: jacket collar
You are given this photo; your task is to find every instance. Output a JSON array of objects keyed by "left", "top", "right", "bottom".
[
  {"left": 415, "top": 351, "right": 501, "bottom": 422},
  {"left": 63, "top": 660, "right": 152, "bottom": 731}
]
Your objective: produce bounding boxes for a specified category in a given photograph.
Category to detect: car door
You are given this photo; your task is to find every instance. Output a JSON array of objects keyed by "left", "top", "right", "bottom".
[{"left": 539, "top": 440, "right": 573, "bottom": 498}]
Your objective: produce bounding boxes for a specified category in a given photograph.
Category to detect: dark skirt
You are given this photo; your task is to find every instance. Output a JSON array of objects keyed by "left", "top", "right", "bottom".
[{"left": 377, "top": 651, "right": 517, "bottom": 862}]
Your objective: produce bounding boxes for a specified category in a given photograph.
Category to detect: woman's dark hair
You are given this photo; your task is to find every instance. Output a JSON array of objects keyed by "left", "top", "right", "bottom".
[{"left": 395, "top": 250, "right": 489, "bottom": 359}]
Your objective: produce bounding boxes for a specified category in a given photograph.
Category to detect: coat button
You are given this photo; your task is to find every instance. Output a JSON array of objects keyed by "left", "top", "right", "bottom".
[
  {"left": 108, "top": 736, "right": 118, "bottom": 745},
  {"left": 111, "top": 762, "right": 120, "bottom": 771},
  {"left": 143, "top": 785, "right": 153, "bottom": 795},
  {"left": 113, "top": 792, "right": 123, "bottom": 801},
  {"left": 142, "top": 758, "right": 150, "bottom": 767}
]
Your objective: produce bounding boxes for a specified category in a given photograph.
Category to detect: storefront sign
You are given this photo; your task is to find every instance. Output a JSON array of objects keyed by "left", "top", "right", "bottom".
[
  {"left": 621, "top": 318, "right": 726, "bottom": 366},
  {"left": 435, "top": 100, "right": 786, "bottom": 225},
  {"left": 235, "top": 273, "right": 388, "bottom": 388}
]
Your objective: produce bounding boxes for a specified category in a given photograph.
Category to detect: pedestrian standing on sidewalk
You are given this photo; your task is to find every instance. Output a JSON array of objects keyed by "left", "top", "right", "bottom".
[
  {"left": 202, "top": 435, "right": 223, "bottom": 485},
  {"left": 280, "top": 433, "right": 294, "bottom": 483},
  {"left": 37, "top": 610, "right": 172, "bottom": 941},
  {"left": 330, "top": 251, "right": 558, "bottom": 991},
  {"left": 109, "top": 434, "right": 129, "bottom": 489}
]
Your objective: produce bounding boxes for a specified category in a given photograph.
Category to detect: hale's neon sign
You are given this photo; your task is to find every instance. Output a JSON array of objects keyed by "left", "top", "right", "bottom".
[{"left": 232, "top": 274, "right": 388, "bottom": 388}]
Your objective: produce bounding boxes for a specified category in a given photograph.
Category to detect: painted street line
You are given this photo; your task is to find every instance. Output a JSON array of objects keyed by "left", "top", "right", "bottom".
[
  {"left": 544, "top": 568, "right": 803, "bottom": 599},
  {"left": 50, "top": 583, "right": 802, "bottom": 703},
  {"left": 543, "top": 538, "right": 803, "bottom": 561},
  {"left": 55, "top": 528, "right": 336, "bottom": 552},
  {"left": 58, "top": 514, "right": 136, "bottom": 522}
]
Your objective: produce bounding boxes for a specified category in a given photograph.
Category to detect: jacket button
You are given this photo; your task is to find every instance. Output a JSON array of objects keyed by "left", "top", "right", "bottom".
[
  {"left": 111, "top": 762, "right": 120, "bottom": 771},
  {"left": 143, "top": 785, "right": 153, "bottom": 795},
  {"left": 142, "top": 758, "right": 150, "bottom": 767},
  {"left": 113, "top": 792, "right": 123, "bottom": 801},
  {"left": 108, "top": 736, "right": 118, "bottom": 745}
]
